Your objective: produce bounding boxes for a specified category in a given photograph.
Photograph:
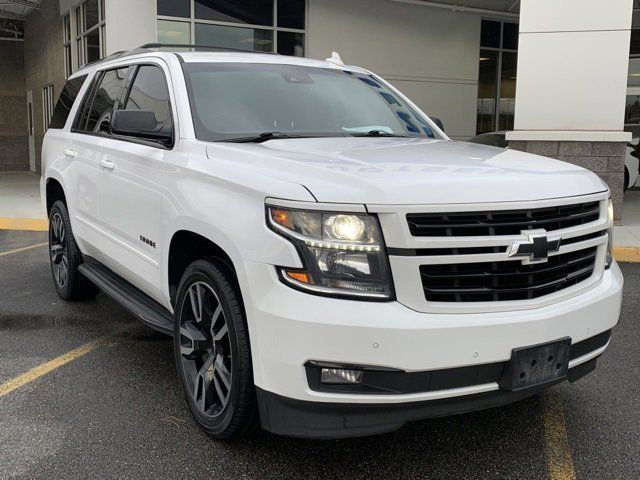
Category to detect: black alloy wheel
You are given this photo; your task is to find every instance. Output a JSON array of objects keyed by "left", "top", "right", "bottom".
[
  {"left": 50, "top": 211, "right": 69, "bottom": 290},
  {"left": 48, "top": 200, "right": 97, "bottom": 300},
  {"left": 173, "top": 259, "right": 257, "bottom": 439},
  {"left": 179, "top": 281, "right": 233, "bottom": 416}
]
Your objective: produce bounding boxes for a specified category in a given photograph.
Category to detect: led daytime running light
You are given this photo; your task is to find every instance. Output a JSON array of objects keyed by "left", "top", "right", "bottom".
[{"left": 305, "top": 240, "right": 380, "bottom": 252}]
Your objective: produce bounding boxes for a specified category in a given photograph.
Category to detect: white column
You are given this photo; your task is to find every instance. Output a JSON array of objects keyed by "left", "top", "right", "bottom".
[
  {"left": 506, "top": 0, "right": 633, "bottom": 222},
  {"left": 507, "top": 0, "right": 632, "bottom": 142},
  {"left": 104, "top": 0, "right": 157, "bottom": 55}
]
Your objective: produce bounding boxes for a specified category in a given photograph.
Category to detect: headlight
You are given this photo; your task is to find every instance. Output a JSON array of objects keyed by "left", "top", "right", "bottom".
[
  {"left": 606, "top": 198, "right": 614, "bottom": 268},
  {"left": 267, "top": 205, "right": 394, "bottom": 299}
]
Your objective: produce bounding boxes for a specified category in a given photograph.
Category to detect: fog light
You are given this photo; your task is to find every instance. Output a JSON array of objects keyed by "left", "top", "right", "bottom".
[{"left": 320, "top": 368, "right": 363, "bottom": 384}]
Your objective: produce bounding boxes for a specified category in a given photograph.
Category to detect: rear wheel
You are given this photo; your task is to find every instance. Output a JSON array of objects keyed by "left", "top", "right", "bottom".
[
  {"left": 173, "top": 259, "right": 257, "bottom": 439},
  {"left": 48, "top": 200, "right": 97, "bottom": 300}
]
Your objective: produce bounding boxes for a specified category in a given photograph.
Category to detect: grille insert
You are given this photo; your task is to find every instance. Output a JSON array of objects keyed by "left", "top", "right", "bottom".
[
  {"left": 407, "top": 202, "right": 600, "bottom": 237},
  {"left": 420, "top": 247, "right": 597, "bottom": 302}
]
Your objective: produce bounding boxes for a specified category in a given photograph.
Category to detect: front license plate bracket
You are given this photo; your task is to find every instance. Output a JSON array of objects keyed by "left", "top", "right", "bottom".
[{"left": 499, "top": 337, "right": 571, "bottom": 392}]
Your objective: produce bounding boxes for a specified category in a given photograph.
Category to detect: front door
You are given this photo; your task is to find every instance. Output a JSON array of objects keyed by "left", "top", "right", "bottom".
[
  {"left": 26, "top": 91, "right": 35, "bottom": 171},
  {"left": 97, "top": 63, "right": 174, "bottom": 302}
]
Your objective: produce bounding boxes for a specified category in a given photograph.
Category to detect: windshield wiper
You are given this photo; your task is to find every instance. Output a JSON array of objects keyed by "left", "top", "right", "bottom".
[
  {"left": 222, "top": 132, "right": 307, "bottom": 143},
  {"left": 348, "top": 129, "right": 410, "bottom": 138}
]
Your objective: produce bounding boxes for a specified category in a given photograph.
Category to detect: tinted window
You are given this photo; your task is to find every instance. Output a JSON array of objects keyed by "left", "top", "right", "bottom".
[
  {"left": 157, "top": 0, "right": 190, "bottom": 17},
  {"left": 277, "top": 0, "right": 304, "bottom": 29},
  {"left": 277, "top": 31, "right": 304, "bottom": 56},
  {"left": 195, "top": 23, "right": 273, "bottom": 52},
  {"left": 50, "top": 75, "right": 87, "bottom": 129},
  {"left": 481, "top": 20, "right": 500, "bottom": 48},
  {"left": 124, "top": 65, "right": 173, "bottom": 139},
  {"left": 158, "top": 20, "right": 190, "bottom": 45},
  {"left": 502, "top": 22, "right": 518, "bottom": 50},
  {"left": 79, "top": 68, "right": 128, "bottom": 133},
  {"left": 631, "top": 29, "right": 640, "bottom": 56},
  {"left": 194, "top": 0, "right": 273, "bottom": 26}
]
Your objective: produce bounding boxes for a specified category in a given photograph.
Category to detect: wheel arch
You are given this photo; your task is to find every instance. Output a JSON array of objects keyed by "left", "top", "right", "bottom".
[
  {"left": 45, "top": 176, "right": 67, "bottom": 215},
  {"left": 167, "top": 229, "right": 239, "bottom": 307}
]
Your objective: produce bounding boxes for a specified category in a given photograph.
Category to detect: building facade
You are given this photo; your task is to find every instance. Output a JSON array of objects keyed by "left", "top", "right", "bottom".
[{"left": 0, "top": 0, "right": 634, "bottom": 220}]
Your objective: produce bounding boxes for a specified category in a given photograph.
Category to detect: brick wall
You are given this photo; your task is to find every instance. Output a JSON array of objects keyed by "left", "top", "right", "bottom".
[
  {"left": 0, "top": 42, "right": 28, "bottom": 171},
  {"left": 23, "top": 0, "right": 66, "bottom": 174},
  {"left": 509, "top": 140, "right": 626, "bottom": 223}
]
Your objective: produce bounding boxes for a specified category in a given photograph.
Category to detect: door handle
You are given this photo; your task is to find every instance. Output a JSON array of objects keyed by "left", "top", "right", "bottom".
[
  {"left": 99, "top": 159, "right": 116, "bottom": 170},
  {"left": 63, "top": 148, "right": 77, "bottom": 157}
]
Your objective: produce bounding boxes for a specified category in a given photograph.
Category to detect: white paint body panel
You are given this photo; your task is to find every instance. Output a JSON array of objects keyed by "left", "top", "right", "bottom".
[{"left": 42, "top": 52, "right": 623, "bottom": 407}]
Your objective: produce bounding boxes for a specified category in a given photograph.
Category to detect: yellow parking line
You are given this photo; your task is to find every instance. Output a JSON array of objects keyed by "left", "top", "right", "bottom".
[
  {"left": 0, "top": 242, "right": 48, "bottom": 257},
  {"left": 0, "top": 217, "right": 48, "bottom": 231},
  {"left": 0, "top": 339, "right": 103, "bottom": 397},
  {"left": 543, "top": 393, "right": 576, "bottom": 480},
  {"left": 613, "top": 246, "right": 640, "bottom": 263}
]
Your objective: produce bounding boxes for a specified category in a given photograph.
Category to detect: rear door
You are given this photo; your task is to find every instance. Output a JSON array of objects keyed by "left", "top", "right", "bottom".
[
  {"left": 96, "top": 63, "right": 175, "bottom": 300},
  {"left": 65, "top": 67, "right": 129, "bottom": 259}
]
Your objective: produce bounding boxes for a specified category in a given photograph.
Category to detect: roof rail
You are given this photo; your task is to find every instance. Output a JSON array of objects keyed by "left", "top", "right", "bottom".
[
  {"left": 139, "top": 43, "right": 280, "bottom": 54},
  {"left": 79, "top": 43, "right": 279, "bottom": 70},
  {"left": 80, "top": 47, "right": 154, "bottom": 69}
]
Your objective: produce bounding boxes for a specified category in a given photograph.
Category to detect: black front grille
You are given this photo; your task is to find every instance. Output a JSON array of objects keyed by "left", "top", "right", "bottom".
[
  {"left": 407, "top": 202, "right": 600, "bottom": 237},
  {"left": 420, "top": 247, "right": 597, "bottom": 302}
]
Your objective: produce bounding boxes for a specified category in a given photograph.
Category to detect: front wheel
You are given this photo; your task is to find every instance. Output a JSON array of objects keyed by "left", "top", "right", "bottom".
[{"left": 173, "top": 259, "right": 257, "bottom": 439}]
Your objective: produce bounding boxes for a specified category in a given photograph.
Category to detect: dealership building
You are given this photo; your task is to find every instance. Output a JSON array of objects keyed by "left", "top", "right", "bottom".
[{"left": 0, "top": 0, "right": 635, "bottom": 217}]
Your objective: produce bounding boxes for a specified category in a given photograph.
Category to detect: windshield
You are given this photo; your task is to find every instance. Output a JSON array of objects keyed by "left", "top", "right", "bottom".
[{"left": 182, "top": 62, "right": 438, "bottom": 142}]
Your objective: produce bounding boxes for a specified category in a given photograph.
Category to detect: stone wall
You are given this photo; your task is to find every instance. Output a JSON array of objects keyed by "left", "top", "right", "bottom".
[
  {"left": 509, "top": 140, "right": 626, "bottom": 223},
  {"left": 0, "top": 42, "right": 28, "bottom": 172},
  {"left": 23, "top": 0, "right": 66, "bottom": 174}
]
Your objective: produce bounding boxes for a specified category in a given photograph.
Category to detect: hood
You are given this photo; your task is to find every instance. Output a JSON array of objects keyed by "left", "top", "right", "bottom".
[{"left": 205, "top": 138, "right": 607, "bottom": 205}]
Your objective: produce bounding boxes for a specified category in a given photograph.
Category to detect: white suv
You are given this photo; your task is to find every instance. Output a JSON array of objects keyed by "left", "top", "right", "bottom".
[{"left": 42, "top": 47, "right": 623, "bottom": 439}]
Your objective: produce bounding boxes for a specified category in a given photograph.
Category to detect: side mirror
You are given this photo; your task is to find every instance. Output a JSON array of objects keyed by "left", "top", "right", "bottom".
[
  {"left": 111, "top": 110, "right": 172, "bottom": 145},
  {"left": 431, "top": 117, "right": 445, "bottom": 132}
]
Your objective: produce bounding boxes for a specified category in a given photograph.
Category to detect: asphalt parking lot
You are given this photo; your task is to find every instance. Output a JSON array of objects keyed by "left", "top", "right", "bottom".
[{"left": 1, "top": 229, "right": 638, "bottom": 480}]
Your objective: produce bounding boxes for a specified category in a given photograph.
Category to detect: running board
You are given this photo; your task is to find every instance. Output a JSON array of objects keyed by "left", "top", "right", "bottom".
[{"left": 78, "top": 261, "right": 174, "bottom": 336}]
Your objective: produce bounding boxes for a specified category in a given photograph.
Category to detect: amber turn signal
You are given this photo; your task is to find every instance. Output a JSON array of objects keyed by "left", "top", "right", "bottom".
[{"left": 284, "top": 270, "right": 312, "bottom": 284}]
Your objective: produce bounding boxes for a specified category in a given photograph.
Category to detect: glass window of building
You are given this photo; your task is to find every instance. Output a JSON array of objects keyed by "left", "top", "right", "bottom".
[
  {"left": 158, "top": 0, "right": 190, "bottom": 18},
  {"left": 42, "top": 84, "right": 55, "bottom": 133},
  {"left": 74, "top": 0, "right": 106, "bottom": 68},
  {"left": 63, "top": 14, "right": 72, "bottom": 78},
  {"left": 625, "top": 29, "right": 640, "bottom": 137},
  {"left": 158, "top": 20, "right": 191, "bottom": 46},
  {"left": 476, "top": 20, "right": 518, "bottom": 135},
  {"left": 157, "top": 0, "right": 306, "bottom": 56}
]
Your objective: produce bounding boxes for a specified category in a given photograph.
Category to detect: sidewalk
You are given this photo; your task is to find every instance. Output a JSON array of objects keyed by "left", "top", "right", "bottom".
[
  {"left": 0, "top": 172, "right": 47, "bottom": 230},
  {"left": 613, "top": 189, "right": 640, "bottom": 261}
]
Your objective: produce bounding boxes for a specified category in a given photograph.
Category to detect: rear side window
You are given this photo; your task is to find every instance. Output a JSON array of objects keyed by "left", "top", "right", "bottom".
[
  {"left": 123, "top": 65, "right": 173, "bottom": 137},
  {"left": 77, "top": 67, "right": 129, "bottom": 133},
  {"left": 49, "top": 75, "right": 87, "bottom": 129}
]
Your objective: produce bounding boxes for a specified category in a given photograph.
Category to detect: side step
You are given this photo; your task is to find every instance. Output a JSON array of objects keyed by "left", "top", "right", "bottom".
[{"left": 78, "top": 261, "right": 174, "bottom": 336}]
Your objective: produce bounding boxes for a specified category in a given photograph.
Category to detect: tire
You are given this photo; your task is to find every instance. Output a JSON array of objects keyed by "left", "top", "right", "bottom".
[
  {"left": 173, "top": 259, "right": 258, "bottom": 439},
  {"left": 624, "top": 167, "right": 630, "bottom": 192},
  {"left": 48, "top": 200, "right": 98, "bottom": 300}
]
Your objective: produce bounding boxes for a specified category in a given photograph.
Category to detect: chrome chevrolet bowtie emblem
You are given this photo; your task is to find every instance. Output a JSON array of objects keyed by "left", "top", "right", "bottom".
[{"left": 508, "top": 229, "right": 561, "bottom": 265}]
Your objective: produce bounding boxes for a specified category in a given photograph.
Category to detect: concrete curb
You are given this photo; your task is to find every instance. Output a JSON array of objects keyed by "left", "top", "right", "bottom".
[
  {"left": 613, "top": 247, "right": 640, "bottom": 263},
  {"left": 0, "top": 217, "right": 48, "bottom": 231}
]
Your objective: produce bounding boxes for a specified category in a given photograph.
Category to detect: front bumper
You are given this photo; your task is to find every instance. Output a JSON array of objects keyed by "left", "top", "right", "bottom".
[
  {"left": 256, "top": 355, "right": 600, "bottom": 439},
  {"left": 241, "top": 260, "right": 623, "bottom": 437}
]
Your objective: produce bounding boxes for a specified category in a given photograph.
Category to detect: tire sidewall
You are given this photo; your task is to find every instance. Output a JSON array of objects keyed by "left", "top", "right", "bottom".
[
  {"left": 173, "top": 262, "right": 245, "bottom": 436},
  {"left": 49, "top": 201, "right": 80, "bottom": 299}
]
